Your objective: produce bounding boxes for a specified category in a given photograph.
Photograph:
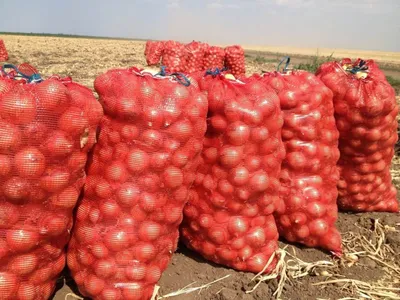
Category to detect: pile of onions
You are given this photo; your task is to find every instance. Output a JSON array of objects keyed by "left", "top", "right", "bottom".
[
  {"left": 0, "top": 40, "right": 8, "bottom": 61},
  {"left": 180, "top": 72, "right": 285, "bottom": 273},
  {"left": 203, "top": 46, "right": 225, "bottom": 71},
  {"left": 255, "top": 70, "right": 342, "bottom": 255},
  {"left": 185, "top": 41, "right": 209, "bottom": 73},
  {"left": 317, "top": 58, "right": 399, "bottom": 212},
  {"left": 161, "top": 41, "right": 188, "bottom": 73},
  {"left": 0, "top": 71, "right": 103, "bottom": 299},
  {"left": 224, "top": 45, "right": 246, "bottom": 77},
  {"left": 144, "top": 41, "right": 165, "bottom": 66},
  {"left": 67, "top": 67, "right": 207, "bottom": 300}
]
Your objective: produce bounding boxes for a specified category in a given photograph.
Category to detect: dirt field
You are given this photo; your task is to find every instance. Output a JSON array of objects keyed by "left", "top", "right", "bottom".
[{"left": 1, "top": 34, "right": 399, "bottom": 300}]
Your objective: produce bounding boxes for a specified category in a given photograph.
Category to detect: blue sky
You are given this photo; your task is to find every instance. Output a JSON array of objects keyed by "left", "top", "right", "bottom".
[{"left": 1, "top": 0, "right": 399, "bottom": 51}]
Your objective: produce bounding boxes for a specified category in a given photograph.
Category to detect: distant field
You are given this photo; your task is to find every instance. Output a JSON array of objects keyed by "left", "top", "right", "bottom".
[
  {"left": 1, "top": 33, "right": 399, "bottom": 91},
  {"left": 242, "top": 45, "right": 400, "bottom": 65}
]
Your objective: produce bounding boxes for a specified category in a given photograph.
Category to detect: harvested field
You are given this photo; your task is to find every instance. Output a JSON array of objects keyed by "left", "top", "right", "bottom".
[{"left": 1, "top": 34, "right": 399, "bottom": 300}]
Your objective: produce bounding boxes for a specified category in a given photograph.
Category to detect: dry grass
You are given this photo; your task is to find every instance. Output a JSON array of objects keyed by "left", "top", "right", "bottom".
[{"left": 246, "top": 219, "right": 400, "bottom": 300}]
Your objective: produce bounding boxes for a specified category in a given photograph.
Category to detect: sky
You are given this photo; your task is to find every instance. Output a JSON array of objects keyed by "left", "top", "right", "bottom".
[{"left": 1, "top": 0, "right": 399, "bottom": 52}]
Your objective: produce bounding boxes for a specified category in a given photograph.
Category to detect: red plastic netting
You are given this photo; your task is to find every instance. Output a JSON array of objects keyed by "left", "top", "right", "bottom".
[
  {"left": 144, "top": 41, "right": 164, "bottom": 66},
  {"left": 254, "top": 70, "right": 342, "bottom": 255},
  {"left": 317, "top": 58, "right": 399, "bottom": 212},
  {"left": 161, "top": 41, "right": 188, "bottom": 73},
  {"left": 0, "top": 40, "right": 8, "bottom": 61},
  {"left": 0, "top": 67, "right": 103, "bottom": 299},
  {"left": 203, "top": 46, "right": 225, "bottom": 71},
  {"left": 67, "top": 68, "right": 207, "bottom": 300},
  {"left": 185, "top": 41, "right": 209, "bottom": 74},
  {"left": 224, "top": 45, "right": 245, "bottom": 77},
  {"left": 180, "top": 73, "right": 285, "bottom": 274}
]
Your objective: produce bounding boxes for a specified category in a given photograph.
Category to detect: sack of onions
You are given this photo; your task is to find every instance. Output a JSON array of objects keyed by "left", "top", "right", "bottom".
[
  {"left": 0, "top": 64, "right": 103, "bottom": 300},
  {"left": 224, "top": 45, "right": 246, "bottom": 77},
  {"left": 67, "top": 67, "right": 207, "bottom": 300},
  {"left": 180, "top": 70, "right": 285, "bottom": 274},
  {"left": 161, "top": 40, "right": 188, "bottom": 73},
  {"left": 0, "top": 40, "right": 8, "bottom": 61},
  {"left": 317, "top": 58, "right": 399, "bottom": 212},
  {"left": 203, "top": 46, "right": 225, "bottom": 71},
  {"left": 252, "top": 59, "right": 342, "bottom": 255},
  {"left": 185, "top": 41, "right": 209, "bottom": 73},
  {"left": 144, "top": 41, "right": 164, "bottom": 66}
]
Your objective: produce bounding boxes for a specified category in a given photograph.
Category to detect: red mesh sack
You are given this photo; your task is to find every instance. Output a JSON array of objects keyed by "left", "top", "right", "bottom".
[
  {"left": 0, "top": 65, "right": 103, "bottom": 299},
  {"left": 0, "top": 40, "right": 8, "bottom": 61},
  {"left": 185, "top": 41, "right": 209, "bottom": 73},
  {"left": 161, "top": 41, "right": 188, "bottom": 73},
  {"left": 67, "top": 67, "right": 207, "bottom": 300},
  {"left": 254, "top": 69, "right": 342, "bottom": 255},
  {"left": 224, "top": 45, "right": 246, "bottom": 77},
  {"left": 317, "top": 59, "right": 399, "bottom": 212},
  {"left": 144, "top": 41, "right": 164, "bottom": 66},
  {"left": 203, "top": 46, "right": 225, "bottom": 71},
  {"left": 180, "top": 72, "right": 285, "bottom": 274}
]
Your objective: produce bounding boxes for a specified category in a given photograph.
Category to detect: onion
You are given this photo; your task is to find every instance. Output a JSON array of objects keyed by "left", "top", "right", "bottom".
[
  {"left": 104, "top": 230, "right": 130, "bottom": 252},
  {"left": 14, "top": 147, "right": 46, "bottom": 178},
  {"left": 58, "top": 108, "right": 89, "bottom": 136},
  {"left": 9, "top": 253, "right": 38, "bottom": 275},
  {"left": 6, "top": 229, "right": 39, "bottom": 252},
  {"left": 1, "top": 90, "right": 37, "bottom": 125},
  {"left": 126, "top": 149, "right": 150, "bottom": 173},
  {"left": 40, "top": 168, "right": 70, "bottom": 192},
  {"left": 0, "top": 121, "right": 21, "bottom": 151},
  {"left": 0, "top": 272, "right": 18, "bottom": 299},
  {"left": 36, "top": 79, "right": 69, "bottom": 112},
  {"left": 3, "top": 177, "right": 29, "bottom": 203}
]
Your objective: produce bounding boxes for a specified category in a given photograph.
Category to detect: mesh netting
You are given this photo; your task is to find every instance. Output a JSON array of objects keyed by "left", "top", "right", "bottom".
[
  {"left": 0, "top": 66, "right": 103, "bottom": 299},
  {"left": 144, "top": 41, "right": 165, "bottom": 66},
  {"left": 255, "top": 70, "right": 342, "bottom": 255},
  {"left": 180, "top": 72, "right": 285, "bottom": 274},
  {"left": 67, "top": 67, "right": 207, "bottom": 300},
  {"left": 317, "top": 58, "right": 399, "bottom": 212},
  {"left": 224, "top": 45, "right": 246, "bottom": 77},
  {"left": 0, "top": 40, "right": 8, "bottom": 62},
  {"left": 185, "top": 41, "right": 209, "bottom": 74},
  {"left": 203, "top": 46, "right": 225, "bottom": 71},
  {"left": 161, "top": 41, "right": 188, "bottom": 73}
]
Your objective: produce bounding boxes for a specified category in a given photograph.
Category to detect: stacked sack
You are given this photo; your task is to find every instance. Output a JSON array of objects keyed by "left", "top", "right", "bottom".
[
  {"left": 317, "top": 59, "right": 399, "bottom": 212},
  {"left": 0, "top": 64, "right": 103, "bottom": 299},
  {"left": 0, "top": 40, "right": 8, "bottom": 61},
  {"left": 67, "top": 67, "right": 207, "bottom": 300},
  {"left": 254, "top": 68, "right": 342, "bottom": 254},
  {"left": 181, "top": 71, "right": 285, "bottom": 273},
  {"left": 144, "top": 41, "right": 164, "bottom": 66},
  {"left": 224, "top": 45, "right": 246, "bottom": 77},
  {"left": 203, "top": 46, "right": 225, "bottom": 71},
  {"left": 161, "top": 41, "right": 188, "bottom": 73},
  {"left": 185, "top": 41, "right": 209, "bottom": 73}
]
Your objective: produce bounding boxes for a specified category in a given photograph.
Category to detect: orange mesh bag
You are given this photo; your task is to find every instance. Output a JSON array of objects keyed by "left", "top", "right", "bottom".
[
  {"left": 180, "top": 70, "right": 285, "bottom": 274},
  {"left": 0, "top": 40, "right": 8, "bottom": 61},
  {"left": 224, "top": 45, "right": 245, "bottom": 77},
  {"left": 185, "top": 41, "right": 209, "bottom": 73},
  {"left": 0, "top": 64, "right": 103, "bottom": 299},
  {"left": 317, "top": 58, "right": 399, "bottom": 212},
  {"left": 67, "top": 67, "right": 207, "bottom": 300},
  {"left": 253, "top": 60, "right": 342, "bottom": 255},
  {"left": 161, "top": 40, "right": 188, "bottom": 73},
  {"left": 203, "top": 46, "right": 225, "bottom": 71},
  {"left": 144, "top": 41, "right": 164, "bottom": 66}
]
